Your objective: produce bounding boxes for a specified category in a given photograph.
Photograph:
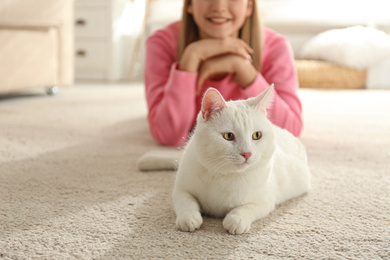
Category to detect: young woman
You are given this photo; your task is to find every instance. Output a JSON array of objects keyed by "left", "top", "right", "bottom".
[{"left": 144, "top": 0, "right": 302, "bottom": 146}]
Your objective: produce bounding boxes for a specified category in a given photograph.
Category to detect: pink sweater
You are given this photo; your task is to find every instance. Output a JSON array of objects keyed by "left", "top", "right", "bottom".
[{"left": 145, "top": 21, "right": 302, "bottom": 146}]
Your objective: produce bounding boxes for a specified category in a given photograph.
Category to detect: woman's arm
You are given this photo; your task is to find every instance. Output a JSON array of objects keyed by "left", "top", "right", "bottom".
[
  {"left": 144, "top": 31, "right": 198, "bottom": 147},
  {"left": 241, "top": 34, "right": 303, "bottom": 137}
]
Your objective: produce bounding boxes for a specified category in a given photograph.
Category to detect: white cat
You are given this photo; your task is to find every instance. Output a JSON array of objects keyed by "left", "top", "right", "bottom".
[{"left": 172, "top": 85, "right": 311, "bottom": 235}]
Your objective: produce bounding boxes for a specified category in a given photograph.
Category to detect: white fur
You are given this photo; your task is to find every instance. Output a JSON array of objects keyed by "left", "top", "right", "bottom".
[
  {"left": 300, "top": 26, "right": 390, "bottom": 70},
  {"left": 172, "top": 86, "right": 311, "bottom": 235}
]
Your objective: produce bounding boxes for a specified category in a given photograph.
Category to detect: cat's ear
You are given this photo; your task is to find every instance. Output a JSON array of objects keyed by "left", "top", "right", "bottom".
[
  {"left": 201, "top": 88, "right": 227, "bottom": 121},
  {"left": 248, "top": 84, "right": 274, "bottom": 114}
]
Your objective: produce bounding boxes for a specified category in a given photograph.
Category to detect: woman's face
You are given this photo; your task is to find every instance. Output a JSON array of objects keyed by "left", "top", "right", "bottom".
[{"left": 187, "top": 0, "right": 253, "bottom": 39}]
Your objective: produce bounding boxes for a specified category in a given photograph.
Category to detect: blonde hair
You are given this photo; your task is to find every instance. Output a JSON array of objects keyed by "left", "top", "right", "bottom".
[{"left": 177, "top": 0, "right": 264, "bottom": 70}]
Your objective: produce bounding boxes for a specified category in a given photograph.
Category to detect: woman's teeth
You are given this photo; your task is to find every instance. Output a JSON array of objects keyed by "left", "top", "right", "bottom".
[{"left": 209, "top": 18, "right": 228, "bottom": 23}]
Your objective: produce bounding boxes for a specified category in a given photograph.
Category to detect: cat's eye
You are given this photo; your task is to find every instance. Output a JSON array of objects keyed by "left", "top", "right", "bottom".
[
  {"left": 222, "top": 132, "right": 235, "bottom": 141},
  {"left": 252, "top": 131, "right": 262, "bottom": 140}
]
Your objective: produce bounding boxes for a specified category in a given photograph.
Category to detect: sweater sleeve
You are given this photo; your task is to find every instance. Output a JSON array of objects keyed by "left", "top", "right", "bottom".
[
  {"left": 144, "top": 28, "right": 198, "bottom": 147},
  {"left": 240, "top": 32, "right": 303, "bottom": 137}
]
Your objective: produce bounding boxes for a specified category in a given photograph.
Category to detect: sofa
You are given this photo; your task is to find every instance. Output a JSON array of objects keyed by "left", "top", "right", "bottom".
[{"left": 0, "top": 0, "right": 74, "bottom": 94}]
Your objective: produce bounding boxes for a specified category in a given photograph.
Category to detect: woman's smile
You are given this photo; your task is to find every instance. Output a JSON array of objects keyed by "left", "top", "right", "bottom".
[
  {"left": 207, "top": 16, "right": 232, "bottom": 25},
  {"left": 187, "top": 0, "right": 253, "bottom": 39}
]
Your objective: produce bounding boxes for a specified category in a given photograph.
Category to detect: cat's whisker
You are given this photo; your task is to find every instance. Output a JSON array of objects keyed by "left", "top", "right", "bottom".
[{"left": 202, "top": 154, "right": 236, "bottom": 172}]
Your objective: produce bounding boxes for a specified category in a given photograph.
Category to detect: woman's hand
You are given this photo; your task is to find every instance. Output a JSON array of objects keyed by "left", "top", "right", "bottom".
[
  {"left": 179, "top": 38, "right": 253, "bottom": 73},
  {"left": 196, "top": 54, "right": 258, "bottom": 94}
]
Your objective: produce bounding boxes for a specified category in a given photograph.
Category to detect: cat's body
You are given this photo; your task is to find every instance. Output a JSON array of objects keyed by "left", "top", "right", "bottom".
[{"left": 172, "top": 86, "right": 310, "bottom": 234}]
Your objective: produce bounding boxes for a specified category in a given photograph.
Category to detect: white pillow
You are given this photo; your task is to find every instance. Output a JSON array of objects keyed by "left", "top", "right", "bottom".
[{"left": 300, "top": 26, "right": 390, "bottom": 70}]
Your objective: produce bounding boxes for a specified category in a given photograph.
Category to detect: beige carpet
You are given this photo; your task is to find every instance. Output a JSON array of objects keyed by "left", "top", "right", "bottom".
[{"left": 0, "top": 83, "right": 389, "bottom": 259}]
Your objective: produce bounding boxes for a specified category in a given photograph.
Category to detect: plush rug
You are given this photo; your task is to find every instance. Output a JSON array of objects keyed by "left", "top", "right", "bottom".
[{"left": 0, "top": 83, "right": 389, "bottom": 259}]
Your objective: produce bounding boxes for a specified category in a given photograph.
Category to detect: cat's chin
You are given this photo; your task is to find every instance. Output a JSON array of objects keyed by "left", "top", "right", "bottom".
[
  {"left": 234, "top": 162, "right": 252, "bottom": 173},
  {"left": 214, "top": 162, "right": 251, "bottom": 175}
]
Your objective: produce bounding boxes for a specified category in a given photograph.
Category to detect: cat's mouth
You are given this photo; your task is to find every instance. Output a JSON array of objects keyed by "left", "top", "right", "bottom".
[
  {"left": 241, "top": 157, "right": 252, "bottom": 165},
  {"left": 237, "top": 160, "right": 251, "bottom": 169}
]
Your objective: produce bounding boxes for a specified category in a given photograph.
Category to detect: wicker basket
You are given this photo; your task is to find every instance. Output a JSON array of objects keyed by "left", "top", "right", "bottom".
[{"left": 295, "top": 59, "right": 367, "bottom": 89}]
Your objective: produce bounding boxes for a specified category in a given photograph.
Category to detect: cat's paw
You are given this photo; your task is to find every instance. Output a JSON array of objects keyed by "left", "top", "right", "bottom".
[
  {"left": 223, "top": 213, "right": 251, "bottom": 235},
  {"left": 176, "top": 211, "right": 203, "bottom": 232}
]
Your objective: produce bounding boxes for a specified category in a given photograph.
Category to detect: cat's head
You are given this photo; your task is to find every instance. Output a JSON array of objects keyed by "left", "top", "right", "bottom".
[{"left": 193, "top": 85, "right": 276, "bottom": 174}]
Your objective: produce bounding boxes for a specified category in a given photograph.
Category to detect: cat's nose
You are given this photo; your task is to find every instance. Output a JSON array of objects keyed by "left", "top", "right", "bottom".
[{"left": 240, "top": 152, "right": 252, "bottom": 160}]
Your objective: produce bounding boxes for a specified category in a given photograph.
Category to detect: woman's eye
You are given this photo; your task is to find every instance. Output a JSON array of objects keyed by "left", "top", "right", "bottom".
[
  {"left": 222, "top": 132, "right": 235, "bottom": 141},
  {"left": 252, "top": 131, "right": 262, "bottom": 140}
]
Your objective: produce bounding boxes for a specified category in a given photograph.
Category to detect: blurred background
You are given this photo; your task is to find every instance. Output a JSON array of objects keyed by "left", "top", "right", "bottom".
[{"left": 1, "top": 0, "right": 390, "bottom": 93}]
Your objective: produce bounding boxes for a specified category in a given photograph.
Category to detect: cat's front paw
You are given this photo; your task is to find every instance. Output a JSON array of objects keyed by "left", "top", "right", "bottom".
[
  {"left": 176, "top": 211, "right": 203, "bottom": 232},
  {"left": 223, "top": 213, "right": 251, "bottom": 235}
]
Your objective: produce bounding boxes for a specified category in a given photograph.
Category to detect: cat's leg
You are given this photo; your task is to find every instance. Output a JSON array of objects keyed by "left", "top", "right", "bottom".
[
  {"left": 173, "top": 190, "right": 203, "bottom": 232},
  {"left": 223, "top": 202, "right": 274, "bottom": 235}
]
